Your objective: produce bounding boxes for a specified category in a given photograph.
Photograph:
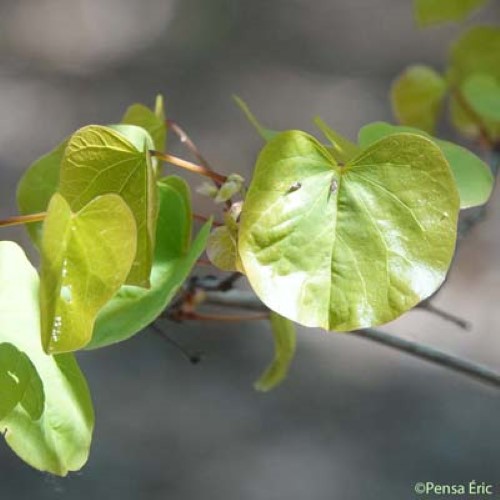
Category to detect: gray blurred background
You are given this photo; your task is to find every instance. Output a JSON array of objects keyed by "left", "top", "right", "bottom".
[{"left": 0, "top": 1, "right": 500, "bottom": 499}]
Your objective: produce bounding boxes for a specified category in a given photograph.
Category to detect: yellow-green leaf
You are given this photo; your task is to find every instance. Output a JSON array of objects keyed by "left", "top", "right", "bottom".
[
  {"left": 16, "top": 140, "right": 67, "bottom": 246},
  {"left": 87, "top": 177, "right": 211, "bottom": 349},
  {"left": 121, "top": 94, "right": 167, "bottom": 152},
  {"left": 233, "top": 95, "right": 279, "bottom": 142},
  {"left": 358, "top": 122, "right": 493, "bottom": 209},
  {"left": 40, "top": 193, "right": 137, "bottom": 353},
  {"left": 414, "top": 0, "right": 489, "bottom": 26},
  {"left": 391, "top": 65, "right": 447, "bottom": 134},
  {"left": 59, "top": 125, "right": 157, "bottom": 287},
  {"left": 254, "top": 313, "right": 297, "bottom": 392},
  {"left": 239, "top": 131, "right": 459, "bottom": 331},
  {"left": 462, "top": 74, "right": 500, "bottom": 122},
  {"left": 0, "top": 241, "right": 93, "bottom": 476},
  {"left": 314, "top": 117, "right": 360, "bottom": 163}
]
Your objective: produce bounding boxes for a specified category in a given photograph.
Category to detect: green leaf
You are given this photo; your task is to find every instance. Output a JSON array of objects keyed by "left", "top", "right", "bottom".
[
  {"left": 239, "top": 131, "right": 459, "bottom": 331},
  {"left": 59, "top": 125, "right": 157, "bottom": 287},
  {"left": 414, "top": 0, "right": 489, "bottom": 26},
  {"left": 40, "top": 193, "right": 137, "bottom": 354},
  {"left": 358, "top": 121, "right": 494, "bottom": 209},
  {"left": 16, "top": 140, "right": 66, "bottom": 246},
  {"left": 254, "top": 313, "right": 297, "bottom": 392},
  {"left": 121, "top": 96, "right": 167, "bottom": 153},
  {"left": 214, "top": 174, "right": 245, "bottom": 203},
  {"left": 88, "top": 177, "right": 211, "bottom": 350},
  {"left": 391, "top": 65, "right": 447, "bottom": 134},
  {"left": 449, "top": 26, "right": 500, "bottom": 84},
  {"left": 233, "top": 96, "right": 279, "bottom": 142},
  {"left": 462, "top": 74, "right": 500, "bottom": 122},
  {"left": 0, "top": 241, "right": 94, "bottom": 476},
  {"left": 206, "top": 226, "right": 238, "bottom": 272},
  {"left": 314, "top": 117, "right": 360, "bottom": 163}
]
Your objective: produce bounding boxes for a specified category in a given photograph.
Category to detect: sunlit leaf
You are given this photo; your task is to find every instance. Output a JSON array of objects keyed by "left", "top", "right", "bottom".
[
  {"left": 40, "top": 193, "right": 137, "bottom": 354},
  {"left": 254, "top": 313, "right": 297, "bottom": 392},
  {"left": 88, "top": 177, "right": 211, "bottom": 350},
  {"left": 391, "top": 65, "right": 447, "bottom": 134},
  {"left": 121, "top": 95, "right": 167, "bottom": 152},
  {"left": 414, "top": 0, "right": 489, "bottom": 26},
  {"left": 358, "top": 121, "right": 493, "bottom": 209},
  {"left": 0, "top": 241, "right": 94, "bottom": 476},
  {"left": 59, "top": 125, "right": 157, "bottom": 287},
  {"left": 214, "top": 174, "right": 245, "bottom": 203},
  {"left": 239, "top": 131, "right": 459, "bottom": 331},
  {"left": 16, "top": 140, "right": 66, "bottom": 246},
  {"left": 233, "top": 96, "right": 279, "bottom": 142},
  {"left": 462, "top": 74, "right": 500, "bottom": 122},
  {"left": 314, "top": 117, "right": 360, "bottom": 163}
]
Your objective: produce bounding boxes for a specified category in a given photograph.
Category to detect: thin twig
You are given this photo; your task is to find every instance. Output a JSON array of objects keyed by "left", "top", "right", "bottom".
[
  {"left": 416, "top": 301, "right": 470, "bottom": 330},
  {"left": 0, "top": 212, "right": 46, "bottom": 228},
  {"left": 181, "top": 310, "right": 270, "bottom": 322},
  {"left": 150, "top": 322, "right": 202, "bottom": 364},
  {"left": 352, "top": 328, "right": 500, "bottom": 389},
  {"left": 150, "top": 151, "right": 227, "bottom": 184},
  {"left": 167, "top": 120, "right": 214, "bottom": 174}
]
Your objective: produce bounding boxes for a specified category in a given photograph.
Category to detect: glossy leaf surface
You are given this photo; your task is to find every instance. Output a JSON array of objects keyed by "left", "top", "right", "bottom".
[
  {"left": 358, "top": 121, "right": 493, "bottom": 209},
  {"left": 391, "top": 65, "right": 447, "bottom": 134},
  {"left": 414, "top": 0, "right": 489, "bottom": 26},
  {"left": 59, "top": 125, "right": 157, "bottom": 287},
  {"left": 239, "top": 131, "right": 459, "bottom": 331},
  {"left": 16, "top": 140, "right": 66, "bottom": 246},
  {"left": 254, "top": 313, "right": 297, "bottom": 392},
  {"left": 88, "top": 177, "right": 211, "bottom": 349},
  {"left": 40, "top": 193, "right": 137, "bottom": 354},
  {"left": 0, "top": 241, "right": 94, "bottom": 476}
]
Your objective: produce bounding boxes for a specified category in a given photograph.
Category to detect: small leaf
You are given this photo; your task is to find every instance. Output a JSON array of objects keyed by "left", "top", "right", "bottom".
[
  {"left": 215, "top": 174, "right": 245, "bottom": 203},
  {"left": 391, "top": 65, "right": 447, "bottom": 134},
  {"left": 60, "top": 125, "right": 157, "bottom": 287},
  {"left": 254, "top": 313, "right": 297, "bottom": 392},
  {"left": 239, "top": 131, "right": 459, "bottom": 331},
  {"left": 196, "top": 181, "right": 219, "bottom": 198},
  {"left": 314, "top": 117, "right": 360, "bottom": 163},
  {"left": 462, "top": 74, "right": 500, "bottom": 122},
  {"left": 233, "top": 96, "right": 279, "bottom": 142},
  {"left": 121, "top": 97, "right": 167, "bottom": 152},
  {"left": 206, "top": 226, "right": 238, "bottom": 271},
  {"left": 0, "top": 241, "right": 94, "bottom": 476},
  {"left": 449, "top": 26, "right": 500, "bottom": 84},
  {"left": 40, "top": 193, "right": 137, "bottom": 354},
  {"left": 358, "top": 121, "right": 494, "bottom": 209},
  {"left": 88, "top": 177, "right": 211, "bottom": 350},
  {"left": 414, "top": 0, "right": 489, "bottom": 26},
  {"left": 16, "top": 140, "right": 66, "bottom": 246}
]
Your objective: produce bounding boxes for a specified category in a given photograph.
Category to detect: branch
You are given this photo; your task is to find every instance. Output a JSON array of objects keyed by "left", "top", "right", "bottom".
[
  {"left": 150, "top": 151, "right": 227, "bottom": 184},
  {"left": 199, "top": 287, "right": 500, "bottom": 390},
  {"left": 352, "top": 329, "right": 500, "bottom": 389},
  {"left": 0, "top": 212, "right": 46, "bottom": 228}
]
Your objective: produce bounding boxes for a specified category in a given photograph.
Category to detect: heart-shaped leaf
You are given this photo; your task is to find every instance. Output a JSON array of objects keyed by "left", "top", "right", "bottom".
[
  {"left": 254, "top": 312, "right": 297, "bottom": 392},
  {"left": 239, "top": 131, "right": 459, "bottom": 331},
  {"left": 121, "top": 95, "right": 167, "bottom": 152},
  {"left": 87, "top": 177, "right": 211, "bottom": 350},
  {"left": 16, "top": 140, "right": 67, "bottom": 246},
  {"left": 59, "top": 124, "right": 157, "bottom": 288},
  {"left": 358, "top": 122, "right": 493, "bottom": 209},
  {"left": 391, "top": 65, "right": 447, "bottom": 134},
  {"left": 462, "top": 74, "right": 500, "bottom": 122},
  {"left": 414, "top": 0, "right": 489, "bottom": 26},
  {"left": 40, "top": 193, "right": 137, "bottom": 354},
  {"left": 0, "top": 241, "right": 94, "bottom": 476}
]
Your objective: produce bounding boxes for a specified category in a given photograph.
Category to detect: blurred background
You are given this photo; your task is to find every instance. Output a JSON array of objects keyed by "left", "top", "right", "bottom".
[{"left": 0, "top": 1, "right": 500, "bottom": 498}]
